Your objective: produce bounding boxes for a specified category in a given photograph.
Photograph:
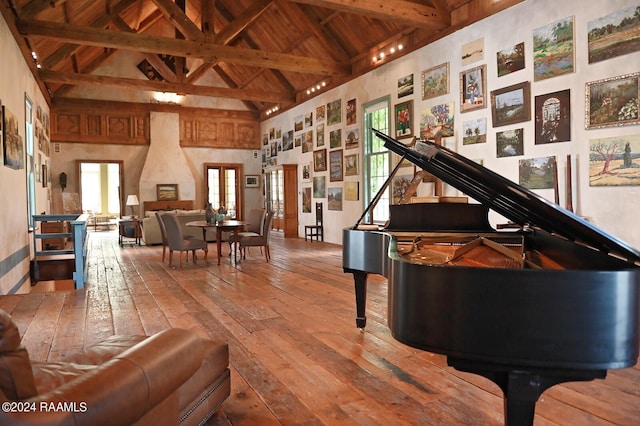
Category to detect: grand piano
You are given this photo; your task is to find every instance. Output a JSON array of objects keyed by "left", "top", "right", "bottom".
[{"left": 343, "top": 129, "right": 640, "bottom": 425}]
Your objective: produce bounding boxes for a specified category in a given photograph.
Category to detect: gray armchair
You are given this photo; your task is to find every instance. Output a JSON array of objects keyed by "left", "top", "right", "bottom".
[
  {"left": 160, "top": 213, "right": 208, "bottom": 267},
  {"left": 239, "top": 210, "right": 275, "bottom": 262}
]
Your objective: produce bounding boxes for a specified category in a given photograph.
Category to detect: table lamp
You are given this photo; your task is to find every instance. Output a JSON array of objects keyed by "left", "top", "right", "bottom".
[{"left": 125, "top": 194, "right": 139, "bottom": 217}]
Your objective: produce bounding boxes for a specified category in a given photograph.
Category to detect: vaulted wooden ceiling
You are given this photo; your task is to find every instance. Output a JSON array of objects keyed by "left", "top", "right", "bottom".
[{"left": 1, "top": 0, "right": 522, "bottom": 119}]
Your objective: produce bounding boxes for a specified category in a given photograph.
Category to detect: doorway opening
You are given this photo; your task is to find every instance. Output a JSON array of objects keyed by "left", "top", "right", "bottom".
[{"left": 77, "top": 160, "right": 124, "bottom": 217}]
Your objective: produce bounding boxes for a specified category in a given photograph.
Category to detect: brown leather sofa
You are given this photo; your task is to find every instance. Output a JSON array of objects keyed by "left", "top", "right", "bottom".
[{"left": 0, "top": 309, "right": 230, "bottom": 425}]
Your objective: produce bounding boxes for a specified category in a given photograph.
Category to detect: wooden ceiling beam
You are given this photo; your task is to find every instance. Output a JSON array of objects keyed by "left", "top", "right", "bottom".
[
  {"left": 39, "top": 0, "right": 139, "bottom": 69},
  {"left": 19, "top": 19, "right": 351, "bottom": 76},
  {"left": 150, "top": 0, "right": 204, "bottom": 40},
  {"left": 39, "top": 69, "right": 296, "bottom": 103},
  {"left": 213, "top": 0, "right": 274, "bottom": 45},
  {"left": 285, "top": 0, "right": 450, "bottom": 28}
]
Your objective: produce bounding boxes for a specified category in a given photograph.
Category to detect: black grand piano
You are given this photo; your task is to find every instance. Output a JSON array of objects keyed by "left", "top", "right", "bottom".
[{"left": 343, "top": 129, "right": 640, "bottom": 425}]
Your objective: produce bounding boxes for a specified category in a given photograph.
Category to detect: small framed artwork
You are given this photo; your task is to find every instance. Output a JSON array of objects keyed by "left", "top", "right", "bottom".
[
  {"left": 313, "top": 176, "right": 326, "bottom": 198},
  {"left": 313, "top": 149, "right": 327, "bottom": 172},
  {"left": 157, "top": 184, "right": 179, "bottom": 201},
  {"left": 497, "top": 42, "right": 525, "bottom": 77},
  {"left": 496, "top": 128, "right": 524, "bottom": 158},
  {"left": 589, "top": 134, "right": 640, "bottom": 186},
  {"left": 462, "top": 38, "right": 484, "bottom": 66},
  {"left": 328, "top": 187, "right": 343, "bottom": 211},
  {"left": 316, "top": 123, "right": 325, "bottom": 147},
  {"left": 344, "top": 181, "right": 359, "bottom": 201},
  {"left": 345, "top": 128, "right": 359, "bottom": 150},
  {"left": 245, "top": 175, "right": 260, "bottom": 188},
  {"left": 329, "top": 129, "right": 342, "bottom": 148},
  {"left": 491, "top": 81, "right": 531, "bottom": 127},
  {"left": 460, "top": 64, "right": 486, "bottom": 113},
  {"left": 329, "top": 149, "right": 343, "bottom": 182},
  {"left": 585, "top": 72, "right": 639, "bottom": 130},
  {"left": 302, "top": 187, "right": 312, "bottom": 213},
  {"left": 421, "top": 62, "right": 449, "bottom": 100},
  {"left": 346, "top": 98, "right": 356, "bottom": 125},
  {"left": 327, "top": 99, "right": 341, "bottom": 126},
  {"left": 394, "top": 100, "right": 413, "bottom": 139},
  {"left": 535, "top": 89, "right": 571, "bottom": 144},
  {"left": 301, "top": 162, "right": 312, "bottom": 182},
  {"left": 519, "top": 156, "right": 557, "bottom": 189},
  {"left": 462, "top": 117, "right": 487, "bottom": 145},
  {"left": 344, "top": 153, "right": 359, "bottom": 176},
  {"left": 398, "top": 74, "right": 414, "bottom": 98}
]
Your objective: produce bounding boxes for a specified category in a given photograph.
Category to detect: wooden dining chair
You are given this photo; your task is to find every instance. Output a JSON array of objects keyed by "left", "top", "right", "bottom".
[
  {"left": 160, "top": 213, "right": 208, "bottom": 268},
  {"left": 304, "top": 202, "right": 324, "bottom": 242}
]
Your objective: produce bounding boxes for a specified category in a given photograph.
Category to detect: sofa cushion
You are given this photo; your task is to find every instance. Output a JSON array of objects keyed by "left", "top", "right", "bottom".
[{"left": 0, "top": 310, "right": 38, "bottom": 400}]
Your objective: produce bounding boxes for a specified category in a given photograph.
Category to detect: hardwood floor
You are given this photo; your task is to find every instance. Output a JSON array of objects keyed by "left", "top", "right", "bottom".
[{"left": 2, "top": 229, "right": 639, "bottom": 425}]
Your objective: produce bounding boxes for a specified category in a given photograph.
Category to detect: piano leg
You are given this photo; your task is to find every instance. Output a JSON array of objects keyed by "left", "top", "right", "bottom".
[
  {"left": 349, "top": 270, "right": 368, "bottom": 330},
  {"left": 448, "top": 357, "right": 606, "bottom": 426}
]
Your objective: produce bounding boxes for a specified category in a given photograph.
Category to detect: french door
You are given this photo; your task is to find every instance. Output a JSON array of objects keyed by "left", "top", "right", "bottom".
[{"left": 204, "top": 163, "right": 242, "bottom": 219}]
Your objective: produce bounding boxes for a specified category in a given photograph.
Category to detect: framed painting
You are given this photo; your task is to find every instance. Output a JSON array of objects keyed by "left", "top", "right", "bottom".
[
  {"left": 344, "top": 181, "right": 359, "bottom": 201},
  {"left": 329, "top": 129, "right": 342, "bottom": 148},
  {"left": 588, "top": 6, "right": 640, "bottom": 64},
  {"left": 394, "top": 100, "right": 413, "bottom": 139},
  {"left": 461, "top": 38, "right": 484, "bottom": 66},
  {"left": 245, "top": 175, "right": 260, "bottom": 188},
  {"left": 156, "top": 184, "right": 178, "bottom": 201},
  {"left": 420, "top": 102, "right": 454, "bottom": 139},
  {"left": 462, "top": 117, "right": 487, "bottom": 145},
  {"left": 313, "top": 176, "right": 326, "bottom": 198},
  {"left": 313, "top": 149, "right": 327, "bottom": 172},
  {"left": 589, "top": 133, "right": 640, "bottom": 186},
  {"left": 345, "top": 128, "right": 359, "bottom": 150},
  {"left": 491, "top": 81, "right": 531, "bottom": 127},
  {"left": 327, "top": 99, "right": 341, "bottom": 125},
  {"left": 2, "top": 105, "right": 23, "bottom": 169},
  {"left": 535, "top": 89, "right": 571, "bottom": 144},
  {"left": 460, "top": 64, "right": 486, "bottom": 113},
  {"left": 346, "top": 98, "right": 356, "bottom": 125},
  {"left": 421, "top": 63, "right": 449, "bottom": 100},
  {"left": 585, "top": 72, "right": 639, "bottom": 130},
  {"left": 519, "top": 156, "right": 557, "bottom": 189},
  {"left": 301, "top": 162, "right": 312, "bottom": 182},
  {"left": 398, "top": 74, "right": 414, "bottom": 98},
  {"left": 302, "top": 187, "right": 312, "bottom": 213},
  {"left": 329, "top": 149, "right": 343, "bottom": 182},
  {"left": 344, "top": 153, "right": 358, "bottom": 176},
  {"left": 496, "top": 128, "right": 524, "bottom": 158},
  {"left": 497, "top": 42, "right": 525, "bottom": 77},
  {"left": 328, "top": 187, "right": 342, "bottom": 211},
  {"left": 533, "top": 16, "right": 574, "bottom": 81},
  {"left": 316, "top": 123, "right": 325, "bottom": 147}
]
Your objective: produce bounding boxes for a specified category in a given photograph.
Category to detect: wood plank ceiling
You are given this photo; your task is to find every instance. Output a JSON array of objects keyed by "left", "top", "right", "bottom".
[{"left": 1, "top": 0, "right": 523, "bottom": 119}]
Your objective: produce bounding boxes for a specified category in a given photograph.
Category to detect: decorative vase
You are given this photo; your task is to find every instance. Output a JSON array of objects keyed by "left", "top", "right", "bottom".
[{"left": 205, "top": 203, "right": 215, "bottom": 224}]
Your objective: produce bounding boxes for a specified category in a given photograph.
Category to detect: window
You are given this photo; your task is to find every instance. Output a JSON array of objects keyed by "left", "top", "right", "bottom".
[
  {"left": 79, "top": 161, "right": 122, "bottom": 215},
  {"left": 363, "top": 97, "right": 391, "bottom": 224},
  {"left": 205, "top": 164, "right": 242, "bottom": 219},
  {"left": 25, "top": 95, "right": 35, "bottom": 229}
]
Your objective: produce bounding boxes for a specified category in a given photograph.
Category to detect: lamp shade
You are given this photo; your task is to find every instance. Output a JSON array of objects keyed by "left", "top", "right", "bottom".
[{"left": 125, "top": 195, "right": 139, "bottom": 206}]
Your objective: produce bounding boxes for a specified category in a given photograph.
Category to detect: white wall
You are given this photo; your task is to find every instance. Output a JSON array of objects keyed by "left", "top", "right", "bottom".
[
  {"left": 261, "top": 0, "right": 640, "bottom": 250},
  {"left": 0, "top": 15, "right": 52, "bottom": 294}
]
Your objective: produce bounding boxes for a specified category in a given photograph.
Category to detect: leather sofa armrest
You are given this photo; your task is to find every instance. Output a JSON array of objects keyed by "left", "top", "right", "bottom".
[{"left": 1, "top": 328, "right": 204, "bottom": 426}]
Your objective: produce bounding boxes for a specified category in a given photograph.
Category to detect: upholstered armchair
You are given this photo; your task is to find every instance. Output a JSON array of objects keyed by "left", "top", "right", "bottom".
[
  {"left": 0, "top": 309, "right": 230, "bottom": 425},
  {"left": 239, "top": 210, "right": 275, "bottom": 262},
  {"left": 160, "top": 213, "right": 208, "bottom": 267}
]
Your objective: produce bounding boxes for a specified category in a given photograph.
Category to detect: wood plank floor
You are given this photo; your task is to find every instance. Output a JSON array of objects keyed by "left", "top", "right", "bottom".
[{"left": 1, "top": 229, "right": 639, "bottom": 425}]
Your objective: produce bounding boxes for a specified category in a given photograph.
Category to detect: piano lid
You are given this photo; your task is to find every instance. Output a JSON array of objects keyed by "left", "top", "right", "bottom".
[{"left": 372, "top": 129, "right": 640, "bottom": 264}]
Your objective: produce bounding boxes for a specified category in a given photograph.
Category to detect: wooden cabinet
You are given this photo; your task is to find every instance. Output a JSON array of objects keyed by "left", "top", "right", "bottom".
[
  {"left": 265, "top": 164, "right": 298, "bottom": 238},
  {"left": 40, "top": 221, "right": 69, "bottom": 250}
]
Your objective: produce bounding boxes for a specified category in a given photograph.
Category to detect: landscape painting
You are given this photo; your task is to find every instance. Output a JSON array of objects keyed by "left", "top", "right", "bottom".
[
  {"left": 496, "top": 128, "right": 524, "bottom": 158},
  {"left": 328, "top": 187, "right": 342, "bottom": 211},
  {"left": 586, "top": 72, "right": 639, "bottom": 129},
  {"left": 398, "top": 73, "right": 414, "bottom": 98},
  {"left": 533, "top": 16, "right": 574, "bottom": 81},
  {"left": 2, "top": 105, "right": 24, "bottom": 169},
  {"left": 589, "top": 133, "right": 640, "bottom": 186},
  {"left": 519, "top": 156, "right": 557, "bottom": 189},
  {"left": 588, "top": 6, "right": 640, "bottom": 64},
  {"left": 420, "top": 102, "right": 454, "bottom": 139},
  {"left": 491, "top": 81, "right": 530, "bottom": 127},
  {"left": 462, "top": 118, "right": 487, "bottom": 145},
  {"left": 497, "top": 42, "right": 525, "bottom": 77},
  {"left": 327, "top": 99, "right": 341, "bottom": 125},
  {"left": 421, "top": 63, "right": 449, "bottom": 100}
]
